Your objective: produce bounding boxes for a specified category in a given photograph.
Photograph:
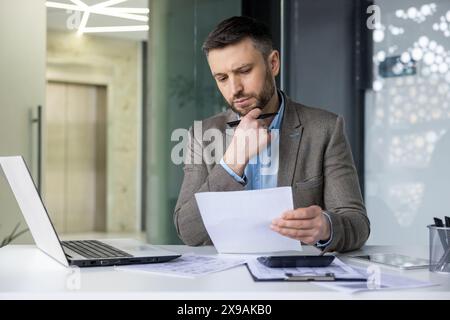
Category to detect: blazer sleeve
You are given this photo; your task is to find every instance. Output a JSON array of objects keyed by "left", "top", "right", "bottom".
[
  {"left": 322, "top": 116, "right": 370, "bottom": 252},
  {"left": 173, "top": 127, "right": 245, "bottom": 246}
]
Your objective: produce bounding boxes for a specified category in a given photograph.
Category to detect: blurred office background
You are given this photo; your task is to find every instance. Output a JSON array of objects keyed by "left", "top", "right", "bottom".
[{"left": 1, "top": 0, "right": 449, "bottom": 248}]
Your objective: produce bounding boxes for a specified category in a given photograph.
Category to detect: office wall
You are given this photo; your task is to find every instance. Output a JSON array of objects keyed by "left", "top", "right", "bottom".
[
  {"left": 284, "top": 0, "right": 365, "bottom": 188},
  {"left": 242, "top": 0, "right": 281, "bottom": 87},
  {"left": 365, "top": 0, "right": 450, "bottom": 245},
  {"left": 46, "top": 30, "right": 142, "bottom": 233},
  {"left": 0, "top": 0, "right": 46, "bottom": 244}
]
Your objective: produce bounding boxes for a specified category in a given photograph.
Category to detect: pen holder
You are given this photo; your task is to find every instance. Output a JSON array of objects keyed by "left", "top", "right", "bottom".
[{"left": 428, "top": 225, "right": 450, "bottom": 273}]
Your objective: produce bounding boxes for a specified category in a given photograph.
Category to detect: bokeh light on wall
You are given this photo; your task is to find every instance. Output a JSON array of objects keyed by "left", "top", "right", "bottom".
[
  {"left": 432, "top": 10, "right": 450, "bottom": 37},
  {"left": 368, "top": 1, "right": 450, "bottom": 229},
  {"left": 389, "top": 130, "right": 447, "bottom": 167},
  {"left": 395, "top": 3, "right": 436, "bottom": 23},
  {"left": 389, "top": 183, "right": 424, "bottom": 227}
]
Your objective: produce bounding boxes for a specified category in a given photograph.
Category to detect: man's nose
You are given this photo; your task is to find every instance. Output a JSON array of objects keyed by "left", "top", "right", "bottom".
[{"left": 229, "top": 76, "right": 243, "bottom": 98}]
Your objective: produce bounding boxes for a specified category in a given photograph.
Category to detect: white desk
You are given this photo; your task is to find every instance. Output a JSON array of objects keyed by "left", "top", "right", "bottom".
[{"left": 0, "top": 244, "right": 449, "bottom": 299}]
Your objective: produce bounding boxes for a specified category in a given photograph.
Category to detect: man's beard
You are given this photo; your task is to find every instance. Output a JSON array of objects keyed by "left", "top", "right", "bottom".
[{"left": 229, "top": 68, "right": 276, "bottom": 116}]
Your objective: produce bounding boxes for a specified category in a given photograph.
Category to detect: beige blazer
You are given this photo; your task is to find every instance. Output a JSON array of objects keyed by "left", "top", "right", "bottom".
[{"left": 174, "top": 92, "right": 370, "bottom": 252}]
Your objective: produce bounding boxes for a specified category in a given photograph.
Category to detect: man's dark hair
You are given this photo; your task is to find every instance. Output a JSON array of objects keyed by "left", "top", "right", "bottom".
[{"left": 202, "top": 16, "right": 273, "bottom": 59}]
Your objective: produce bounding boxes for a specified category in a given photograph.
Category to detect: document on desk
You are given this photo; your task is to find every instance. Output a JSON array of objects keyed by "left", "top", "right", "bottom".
[
  {"left": 246, "top": 256, "right": 365, "bottom": 281},
  {"left": 195, "top": 187, "right": 302, "bottom": 254},
  {"left": 115, "top": 254, "right": 246, "bottom": 278},
  {"left": 314, "top": 265, "right": 436, "bottom": 294}
]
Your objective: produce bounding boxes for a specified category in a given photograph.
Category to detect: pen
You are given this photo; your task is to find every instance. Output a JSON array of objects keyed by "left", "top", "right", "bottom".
[
  {"left": 445, "top": 217, "right": 450, "bottom": 269},
  {"left": 434, "top": 217, "right": 450, "bottom": 271},
  {"left": 445, "top": 216, "right": 450, "bottom": 248},
  {"left": 434, "top": 217, "right": 444, "bottom": 228},
  {"left": 445, "top": 216, "right": 450, "bottom": 228},
  {"left": 226, "top": 112, "right": 278, "bottom": 127},
  {"left": 433, "top": 217, "right": 447, "bottom": 246}
]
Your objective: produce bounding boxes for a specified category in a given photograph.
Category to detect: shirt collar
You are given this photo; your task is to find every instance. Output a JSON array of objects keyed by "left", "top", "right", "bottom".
[{"left": 268, "top": 90, "right": 285, "bottom": 131}]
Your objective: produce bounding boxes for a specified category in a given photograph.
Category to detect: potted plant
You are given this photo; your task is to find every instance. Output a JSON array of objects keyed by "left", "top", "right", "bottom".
[{"left": 0, "top": 223, "right": 28, "bottom": 248}]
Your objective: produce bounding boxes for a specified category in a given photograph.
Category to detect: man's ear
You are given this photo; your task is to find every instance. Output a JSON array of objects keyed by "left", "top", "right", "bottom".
[{"left": 267, "top": 50, "right": 280, "bottom": 77}]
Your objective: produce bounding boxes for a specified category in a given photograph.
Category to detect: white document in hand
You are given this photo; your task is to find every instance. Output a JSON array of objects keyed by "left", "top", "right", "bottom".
[{"left": 195, "top": 186, "right": 302, "bottom": 253}]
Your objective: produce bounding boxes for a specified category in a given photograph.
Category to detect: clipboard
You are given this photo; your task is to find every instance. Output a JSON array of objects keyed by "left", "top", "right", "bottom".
[
  {"left": 246, "top": 266, "right": 367, "bottom": 282},
  {"left": 284, "top": 272, "right": 366, "bottom": 282},
  {"left": 246, "top": 258, "right": 367, "bottom": 282}
]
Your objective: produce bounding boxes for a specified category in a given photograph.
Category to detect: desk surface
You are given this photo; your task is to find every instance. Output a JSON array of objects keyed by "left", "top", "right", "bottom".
[{"left": 0, "top": 244, "right": 449, "bottom": 299}]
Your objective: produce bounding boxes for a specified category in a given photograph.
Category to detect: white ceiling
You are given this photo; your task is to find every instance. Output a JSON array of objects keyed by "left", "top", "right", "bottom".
[{"left": 47, "top": 0, "right": 148, "bottom": 41}]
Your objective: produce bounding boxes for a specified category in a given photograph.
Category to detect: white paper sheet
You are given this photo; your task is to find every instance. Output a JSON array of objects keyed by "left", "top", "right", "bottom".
[
  {"left": 115, "top": 254, "right": 246, "bottom": 278},
  {"left": 314, "top": 265, "right": 436, "bottom": 294},
  {"left": 194, "top": 187, "right": 302, "bottom": 253}
]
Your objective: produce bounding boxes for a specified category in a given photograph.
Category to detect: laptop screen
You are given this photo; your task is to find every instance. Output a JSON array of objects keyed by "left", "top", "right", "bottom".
[{"left": 0, "top": 156, "right": 68, "bottom": 266}]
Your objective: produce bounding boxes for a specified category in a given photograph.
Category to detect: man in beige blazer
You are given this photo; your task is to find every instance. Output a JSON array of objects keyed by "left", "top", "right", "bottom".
[{"left": 174, "top": 16, "right": 370, "bottom": 253}]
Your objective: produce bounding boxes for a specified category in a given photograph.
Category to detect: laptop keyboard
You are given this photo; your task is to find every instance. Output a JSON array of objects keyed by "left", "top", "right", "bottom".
[{"left": 62, "top": 240, "right": 133, "bottom": 259}]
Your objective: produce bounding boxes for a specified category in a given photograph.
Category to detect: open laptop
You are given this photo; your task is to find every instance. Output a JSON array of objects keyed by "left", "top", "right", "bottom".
[{"left": 0, "top": 156, "right": 181, "bottom": 267}]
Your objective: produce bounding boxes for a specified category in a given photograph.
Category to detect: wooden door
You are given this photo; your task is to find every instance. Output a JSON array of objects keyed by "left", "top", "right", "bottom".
[{"left": 45, "top": 82, "right": 106, "bottom": 233}]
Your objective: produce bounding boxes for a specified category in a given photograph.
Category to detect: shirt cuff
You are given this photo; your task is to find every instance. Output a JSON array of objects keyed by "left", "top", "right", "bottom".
[
  {"left": 315, "top": 211, "right": 333, "bottom": 248},
  {"left": 219, "top": 158, "right": 247, "bottom": 185}
]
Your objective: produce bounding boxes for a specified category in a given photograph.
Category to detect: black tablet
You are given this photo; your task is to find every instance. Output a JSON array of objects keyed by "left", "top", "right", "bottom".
[{"left": 257, "top": 255, "right": 335, "bottom": 268}]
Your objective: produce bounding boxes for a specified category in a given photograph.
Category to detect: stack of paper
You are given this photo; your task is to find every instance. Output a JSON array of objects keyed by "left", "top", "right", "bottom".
[
  {"left": 195, "top": 187, "right": 302, "bottom": 253},
  {"left": 246, "top": 257, "right": 436, "bottom": 293},
  {"left": 115, "top": 254, "right": 246, "bottom": 278},
  {"left": 246, "top": 256, "right": 365, "bottom": 281},
  {"left": 315, "top": 265, "right": 436, "bottom": 293}
]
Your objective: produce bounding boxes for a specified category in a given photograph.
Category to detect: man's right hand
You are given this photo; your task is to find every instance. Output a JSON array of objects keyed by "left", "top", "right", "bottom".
[{"left": 222, "top": 108, "right": 271, "bottom": 176}]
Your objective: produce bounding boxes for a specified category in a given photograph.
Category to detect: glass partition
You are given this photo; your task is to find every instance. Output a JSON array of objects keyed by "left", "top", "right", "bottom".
[
  {"left": 365, "top": 0, "right": 450, "bottom": 245},
  {"left": 146, "top": 0, "right": 241, "bottom": 244}
]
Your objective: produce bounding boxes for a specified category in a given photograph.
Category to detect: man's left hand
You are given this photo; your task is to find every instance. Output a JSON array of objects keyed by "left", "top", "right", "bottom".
[{"left": 270, "top": 205, "right": 331, "bottom": 245}]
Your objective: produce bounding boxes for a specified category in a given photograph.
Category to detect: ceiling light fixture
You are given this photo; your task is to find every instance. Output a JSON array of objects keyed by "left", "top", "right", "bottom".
[
  {"left": 45, "top": 0, "right": 149, "bottom": 35},
  {"left": 83, "top": 25, "right": 149, "bottom": 33}
]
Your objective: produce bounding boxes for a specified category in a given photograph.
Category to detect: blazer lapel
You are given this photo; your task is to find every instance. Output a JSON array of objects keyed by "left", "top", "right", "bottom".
[{"left": 277, "top": 95, "right": 303, "bottom": 187}]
